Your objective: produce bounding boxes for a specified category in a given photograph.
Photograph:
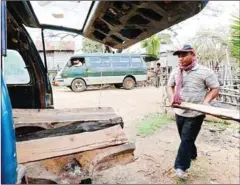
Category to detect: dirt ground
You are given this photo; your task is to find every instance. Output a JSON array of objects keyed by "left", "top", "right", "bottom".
[{"left": 53, "top": 86, "right": 240, "bottom": 184}]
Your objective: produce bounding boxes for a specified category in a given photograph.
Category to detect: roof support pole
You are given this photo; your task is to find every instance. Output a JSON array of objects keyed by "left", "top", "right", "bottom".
[{"left": 41, "top": 28, "right": 48, "bottom": 74}]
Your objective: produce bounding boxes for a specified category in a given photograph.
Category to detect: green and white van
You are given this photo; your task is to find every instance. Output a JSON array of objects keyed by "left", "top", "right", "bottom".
[{"left": 54, "top": 53, "right": 152, "bottom": 92}]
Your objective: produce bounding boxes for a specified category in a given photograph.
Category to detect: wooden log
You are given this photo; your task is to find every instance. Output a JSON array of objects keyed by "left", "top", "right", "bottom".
[
  {"left": 23, "top": 143, "right": 135, "bottom": 184},
  {"left": 13, "top": 107, "right": 115, "bottom": 115},
  {"left": 17, "top": 125, "right": 128, "bottom": 164},
  {"left": 16, "top": 118, "right": 123, "bottom": 142},
  {"left": 13, "top": 107, "right": 122, "bottom": 129},
  {"left": 172, "top": 102, "right": 240, "bottom": 122}
]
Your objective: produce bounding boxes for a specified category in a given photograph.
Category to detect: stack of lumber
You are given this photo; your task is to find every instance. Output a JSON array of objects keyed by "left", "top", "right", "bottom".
[
  {"left": 173, "top": 102, "right": 240, "bottom": 122},
  {"left": 13, "top": 107, "right": 135, "bottom": 184}
]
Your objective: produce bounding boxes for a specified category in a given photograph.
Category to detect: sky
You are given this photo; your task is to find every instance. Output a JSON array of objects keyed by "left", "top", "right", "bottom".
[{"left": 26, "top": 1, "right": 240, "bottom": 52}]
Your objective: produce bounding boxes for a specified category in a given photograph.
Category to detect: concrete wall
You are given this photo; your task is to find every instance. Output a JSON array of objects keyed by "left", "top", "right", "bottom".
[
  {"left": 148, "top": 51, "right": 178, "bottom": 70},
  {"left": 39, "top": 51, "right": 74, "bottom": 71},
  {"left": 39, "top": 50, "right": 74, "bottom": 82}
]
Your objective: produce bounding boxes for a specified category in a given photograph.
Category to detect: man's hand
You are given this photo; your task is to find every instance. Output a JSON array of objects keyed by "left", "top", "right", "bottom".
[
  {"left": 202, "top": 102, "right": 210, "bottom": 106},
  {"left": 166, "top": 97, "right": 174, "bottom": 107},
  {"left": 167, "top": 86, "right": 175, "bottom": 106},
  {"left": 203, "top": 88, "right": 220, "bottom": 105}
]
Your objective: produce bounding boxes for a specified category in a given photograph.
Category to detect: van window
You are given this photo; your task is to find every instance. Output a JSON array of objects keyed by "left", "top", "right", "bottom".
[
  {"left": 86, "top": 57, "right": 101, "bottom": 67},
  {"left": 111, "top": 56, "right": 130, "bottom": 67},
  {"left": 3, "top": 50, "right": 30, "bottom": 84},
  {"left": 131, "top": 57, "right": 143, "bottom": 67},
  {"left": 101, "top": 57, "right": 111, "bottom": 67},
  {"left": 69, "top": 57, "right": 85, "bottom": 67}
]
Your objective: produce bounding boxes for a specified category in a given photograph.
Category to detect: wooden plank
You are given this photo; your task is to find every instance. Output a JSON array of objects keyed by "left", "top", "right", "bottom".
[
  {"left": 17, "top": 125, "right": 128, "bottom": 164},
  {"left": 16, "top": 118, "right": 123, "bottom": 142},
  {"left": 173, "top": 102, "right": 240, "bottom": 122},
  {"left": 13, "top": 107, "right": 115, "bottom": 114},
  {"left": 13, "top": 107, "right": 121, "bottom": 129},
  {"left": 24, "top": 143, "right": 135, "bottom": 184}
]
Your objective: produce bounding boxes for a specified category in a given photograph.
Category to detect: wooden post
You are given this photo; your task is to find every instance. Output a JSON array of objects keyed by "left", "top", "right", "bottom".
[
  {"left": 224, "top": 47, "right": 233, "bottom": 87},
  {"left": 163, "top": 52, "right": 170, "bottom": 115}
]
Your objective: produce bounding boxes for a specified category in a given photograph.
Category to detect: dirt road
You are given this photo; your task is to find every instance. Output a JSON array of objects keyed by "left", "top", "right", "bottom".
[{"left": 53, "top": 86, "right": 239, "bottom": 184}]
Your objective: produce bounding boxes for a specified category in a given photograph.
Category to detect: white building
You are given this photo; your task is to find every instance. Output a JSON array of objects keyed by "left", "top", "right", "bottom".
[{"left": 35, "top": 40, "right": 75, "bottom": 82}]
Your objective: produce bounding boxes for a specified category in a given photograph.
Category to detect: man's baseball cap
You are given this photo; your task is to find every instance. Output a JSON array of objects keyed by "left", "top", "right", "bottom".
[{"left": 173, "top": 44, "right": 195, "bottom": 56}]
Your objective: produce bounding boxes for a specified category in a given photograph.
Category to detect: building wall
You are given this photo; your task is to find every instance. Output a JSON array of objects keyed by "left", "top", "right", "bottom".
[
  {"left": 166, "top": 52, "right": 178, "bottom": 69},
  {"left": 39, "top": 51, "right": 74, "bottom": 82},
  {"left": 39, "top": 51, "right": 74, "bottom": 71},
  {"left": 148, "top": 52, "right": 178, "bottom": 69}
]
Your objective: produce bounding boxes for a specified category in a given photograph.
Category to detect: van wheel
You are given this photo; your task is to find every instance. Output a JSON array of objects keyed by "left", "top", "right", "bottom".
[
  {"left": 123, "top": 77, "right": 135, "bottom": 90},
  {"left": 71, "top": 79, "right": 86, "bottom": 92},
  {"left": 114, "top": 84, "right": 122, "bottom": 89},
  {"left": 67, "top": 86, "right": 73, "bottom": 90}
]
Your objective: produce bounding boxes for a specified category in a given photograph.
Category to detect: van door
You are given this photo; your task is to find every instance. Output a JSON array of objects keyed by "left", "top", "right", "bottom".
[
  {"left": 131, "top": 57, "right": 146, "bottom": 75},
  {"left": 131, "top": 57, "right": 148, "bottom": 81},
  {"left": 2, "top": 50, "right": 35, "bottom": 108},
  {"left": 111, "top": 56, "right": 131, "bottom": 83},
  {"left": 64, "top": 58, "right": 88, "bottom": 79},
  {"left": 85, "top": 56, "right": 102, "bottom": 85},
  {"left": 1, "top": 2, "right": 18, "bottom": 184},
  {"left": 25, "top": 1, "right": 208, "bottom": 50},
  {"left": 100, "top": 56, "right": 112, "bottom": 84}
]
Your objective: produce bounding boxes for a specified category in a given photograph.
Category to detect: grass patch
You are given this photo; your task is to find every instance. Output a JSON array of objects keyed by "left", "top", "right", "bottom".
[
  {"left": 137, "top": 113, "right": 173, "bottom": 137},
  {"left": 205, "top": 118, "right": 232, "bottom": 125}
]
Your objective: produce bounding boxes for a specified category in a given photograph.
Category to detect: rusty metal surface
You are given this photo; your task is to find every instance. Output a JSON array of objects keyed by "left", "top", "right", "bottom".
[{"left": 83, "top": 1, "right": 207, "bottom": 49}]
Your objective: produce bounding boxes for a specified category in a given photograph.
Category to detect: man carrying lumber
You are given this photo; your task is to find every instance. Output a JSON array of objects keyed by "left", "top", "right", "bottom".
[{"left": 167, "top": 44, "right": 220, "bottom": 179}]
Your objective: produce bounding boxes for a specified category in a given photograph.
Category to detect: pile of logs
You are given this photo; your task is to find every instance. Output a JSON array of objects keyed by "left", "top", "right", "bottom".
[{"left": 13, "top": 107, "right": 135, "bottom": 184}]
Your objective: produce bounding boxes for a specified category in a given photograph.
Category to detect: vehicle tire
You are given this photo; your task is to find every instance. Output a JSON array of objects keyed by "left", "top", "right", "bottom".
[
  {"left": 114, "top": 84, "right": 122, "bottom": 89},
  {"left": 67, "top": 86, "right": 73, "bottom": 90},
  {"left": 123, "top": 77, "right": 135, "bottom": 90},
  {"left": 71, "top": 79, "right": 86, "bottom": 92}
]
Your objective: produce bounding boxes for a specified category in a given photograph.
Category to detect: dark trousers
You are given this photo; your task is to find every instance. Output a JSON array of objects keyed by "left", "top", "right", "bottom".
[
  {"left": 174, "top": 114, "right": 205, "bottom": 171},
  {"left": 155, "top": 76, "right": 160, "bottom": 87}
]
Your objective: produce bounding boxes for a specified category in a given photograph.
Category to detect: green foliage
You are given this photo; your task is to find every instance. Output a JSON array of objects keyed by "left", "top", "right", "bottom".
[
  {"left": 81, "top": 38, "right": 104, "bottom": 53},
  {"left": 230, "top": 15, "right": 240, "bottom": 62},
  {"left": 140, "top": 33, "right": 172, "bottom": 57},
  {"left": 141, "top": 34, "right": 161, "bottom": 57},
  {"left": 137, "top": 113, "right": 173, "bottom": 137}
]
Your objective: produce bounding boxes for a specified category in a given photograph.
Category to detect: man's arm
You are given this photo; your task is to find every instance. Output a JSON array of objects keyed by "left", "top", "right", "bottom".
[
  {"left": 167, "top": 70, "right": 176, "bottom": 105},
  {"left": 203, "top": 70, "right": 220, "bottom": 105},
  {"left": 203, "top": 88, "right": 220, "bottom": 105},
  {"left": 167, "top": 86, "right": 175, "bottom": 105}
]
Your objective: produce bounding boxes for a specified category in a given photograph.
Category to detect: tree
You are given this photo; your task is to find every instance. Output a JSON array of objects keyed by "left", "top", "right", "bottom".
[
  {"left": 188, "top": 27, "right": 230, "bottom": 69},
  {"left": 141, "top": 34, "right": 160, "bottom": 56},
  {"left": 230, "top": 15, "right": 240, "bottom": 62},
  {"left": 140, "top": 33, "right": 172, "bottom": 56},
  {"left": 81, "top": 38, "right": 104, "bottom": 53}
]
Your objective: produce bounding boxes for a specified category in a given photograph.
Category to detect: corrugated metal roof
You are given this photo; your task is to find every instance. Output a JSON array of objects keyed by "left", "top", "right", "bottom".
[{"left": 35, "top": 40, "right": 75, "bottom": 51}]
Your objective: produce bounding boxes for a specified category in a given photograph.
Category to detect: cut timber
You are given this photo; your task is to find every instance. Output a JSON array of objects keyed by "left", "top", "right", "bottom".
[
  {"left": 17, "top": 125, "right": 128, "bottom": 164},
  {"left": 173, "top": 102, "right": 240, "bottom": 122},
  {"left": 16, "top": 118, "right": 123, "bottom": 142},
  {"left": 13, "top": 107, "right": 123, "bottom": 129},
  {"left": 24, "top": 143, "right": 135, "bottom": 184}
]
